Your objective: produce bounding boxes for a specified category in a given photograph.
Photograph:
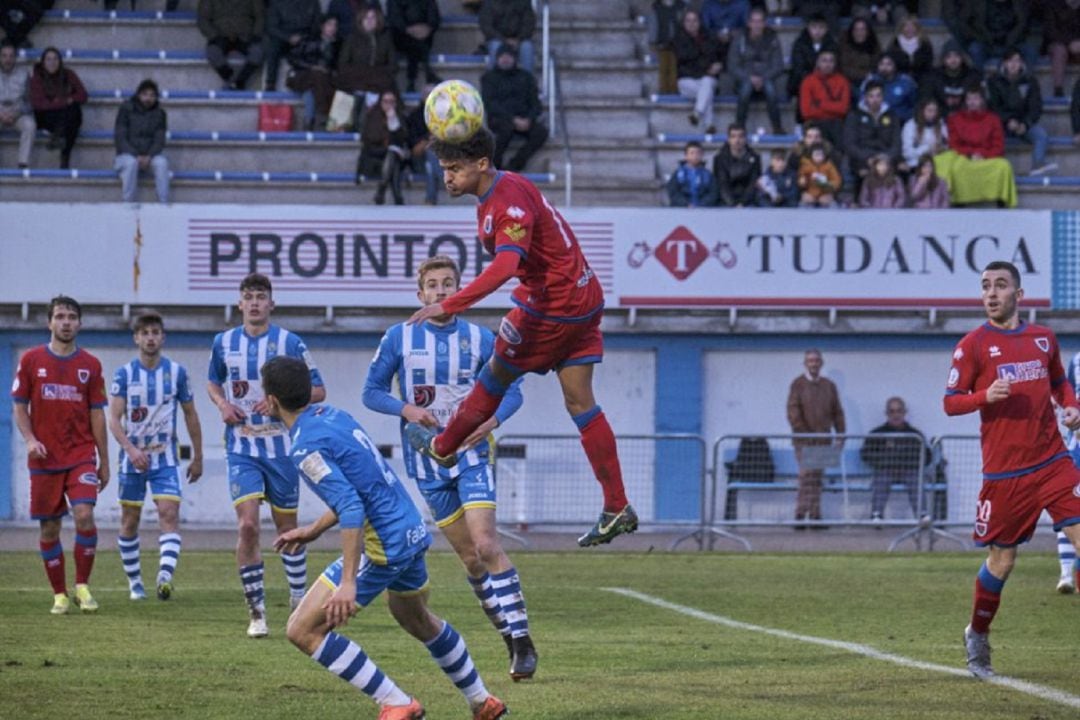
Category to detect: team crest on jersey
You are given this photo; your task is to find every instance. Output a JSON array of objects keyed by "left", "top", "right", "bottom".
[
  {"left": 267, "top": 342, "right": 277, "bottom": 355},
  {"left": 1074, "top": 482, "right": 1080, "bottom": 498},
  {"left": 499, "top": 318, "right": 522, "bottom": 345},
  {"left": 947, "top": 368, "right": 959, "bottom": 387},
  {"left": 507, "top": 205, "right": 525, "bottom": 219},
  {"left": 483, "top": 214, "right": 493, "bottom": 234},
  {"left": 503, "top": 223, "right": 526, "bottom": 243},
  {"left": 131, "top": 407, "right": 148, "bottom": 422},
  {"left": 77, "top": 369, "right": 90, "bottom": 383},
  {"left": 413, "top": 385, "right": 436, "bottom": 408},
  {"left": 232, "top": 380, "right": 250, "bottom": 398},
  {"left": 1035, "top": 337, "right": 1050, "bottom": 352},
  {"left": 459, "top": 338, "right": 470, "bottom": 352}
]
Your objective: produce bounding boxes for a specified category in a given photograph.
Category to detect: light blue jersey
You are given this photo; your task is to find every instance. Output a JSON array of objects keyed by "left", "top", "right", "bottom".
[
  {"left": 208, "top": 324, "right": 324, "bottom": 459},
  {"left": 362, "top": 319, "right": 523, "bottom": 485},
  {"left": 111, "top": 356, "right": 193, "bottom": 474},
  {"left": 290, "top": 405, "right": 431, "bottom": 566}
]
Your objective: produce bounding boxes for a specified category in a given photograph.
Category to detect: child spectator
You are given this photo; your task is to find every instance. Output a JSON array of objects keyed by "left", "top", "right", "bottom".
[
  {"left": 987, "top": 49, "right": 1056, "bottom": 176},
  {"left": 667, "top": 140, "right": 719, "bottom": 207},
  {"left": 857, "top": 153, "right": 906, "bottom": 208},
  {"left": 838, "top": 17, "right": 880, "bottom": 91},
  {"left": 674, "top": 9, "right": 723, "bottom": 134},
  {"left": 798, "top": 50, "right": 850, "bottom": 147},
  {"left": 29, "top": 47, "right": 86, "bottom": 169},
  {"left": 727, "top": 6, "right": 785, "bottom": 134},
  {"left": 907, "top": 153, "right": 950, "bottom": 208},
  {"left": 713, "top": 124, "right": 761, "bottom": 207},
  {"left": 901, "top": 97, "right": 948, "bottom": 169},
  {"left": 647, "top": 0, "right": 687, "bottom": 95},
  {"left": 798, "top": 143, "right": 841, "bottom": 207},
  {"left": 787, "top": 122, "right": 841, "bottom": 173},
  {"left": 755, "top": 149, "right": 798, "bottom": 207},
  {"left": 787, "top": 13, "right": 837, "bottom": 124},
  {"left": 934, "top": 84, "right": 1017, "bottom": 208},
  {"left": 885, "top": 15, "right": 933, "bottom": 85}
]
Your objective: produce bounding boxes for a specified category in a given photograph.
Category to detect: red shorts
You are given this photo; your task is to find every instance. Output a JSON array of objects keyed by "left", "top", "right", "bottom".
[
  {"left": 29, "top": 462, "right": 99, "bottom": 520},
  {"left": 972, "top": 456, "right": 1080, "bottom": 547},
  {"left": 494, "top": 306, "right": 604, "bottom": 374}
]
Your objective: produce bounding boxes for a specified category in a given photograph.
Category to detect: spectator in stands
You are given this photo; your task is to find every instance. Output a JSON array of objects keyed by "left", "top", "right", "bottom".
[
  {"left": 264, "top": 0, "right": 321, "bottom": 91},
  {"left": 901, "top": 97, "right": 948, "bottom": 169},
  {"left": 851, "top": 0, "right": 915, "bottom": 26},
  {"left": 0, "top": 0, "right": 44, "bottom": 49},
  {"left": 908, "top": 152, "right": 951, "bottom": 208},
  {"left": 921, "top": 39, "right": 981, "bottom": 117},
  {"left": 861, "top": 396, "right": 930, "bottom": 523},
  {"left": 387, "top": 0, "right": 440, "bottom": 94},
  {"left": 198, "top": 0, "right": 265, "bottom": 91},
  {"left": 700, "top": 0, "right": 748, "bottom": 69},
  {"left": 754, "top": 149, "right": 798, "bottom": 207},
  {"left": 934, "top": 84, "right": 1017, "bottom": 207},
  {"left": 787, "top": 122, "right": 840, "bottom": 173},
  {"left": 479, "top": 0, "right": 536, "bottom": 74},
  {"left": 792, "top": 0, "right": 841, "bottom": 34},
  {"left": 786, "top": 348, "right": 846, "bottom": 529},
  {"left": 860, "top": 51, "right": 917, "bottom": 124},
  {"left": 713, "top": 124, "right": 760, "bottom": 207},
  {"left": 728, "top": 7, "right": 785, "bottom": 134},
  {"left": 1072, "top": 76, "right": 1080, "bottom": 145},
  {"left": 942, "top": 0, "right": 975, "bottom": 51},
  {"left": 480, "top": 43, "right": 546, "bottom": 172},
  {"left": 674, "top": 9, "right": 722, "bottom": 135},
  {"left": 988, "top": 48, "right": 1057, "bottom": 176},
  {"left": 797, "top": 142, "right": 841, "bottom": 206},
  {"left": 885, "top": 16, "right": 933, "bottom": 86},
  {"left": 787, "top": 13, "right": 838, "bottom": 125},
  {"left": 113, "top": 78, "right": 169, "bottom": 204},
  {"left": 838, "top": 17, "right": 880, "bottom": 91},
  {"left": 285, "top": 14, "right": 340, "bottom": 132},
  {"left": 335, "top": 4, "right": 396, "bottom": 118},
  {"left": 326, "top": 0, "right": 363, "bottom": 40},
  {"left": 842, "top": 80, "right": 903, "bottom": 189},
  {"left": 667, "top": 139, "right": 718, "bottom": 207},
  {"left": 0, "top": 39, "right": 34, "bottom": 169},
  {"left": 1044, "top": 1, "right": 1080, "bottom": 98},
  {"left": 29, "top": 46, "right": 86, "bottom": 169},
  {"left": 647, "top": 0, "right": 688, "bottom": 95},
  {"left": 357, "top": 89, "right": 407, "bottom": 204},
  {"left": 857, "top": 153, "right": 906, "bottom": 208},
  {"left": 405, "top": 84, "right": 440, "bottom": 204},
  {"left": 966, "top": 0, "right": 1036, "bottom": 73},
  {"left": 798, "top": 50, "right": 849, "bottom": 147}
]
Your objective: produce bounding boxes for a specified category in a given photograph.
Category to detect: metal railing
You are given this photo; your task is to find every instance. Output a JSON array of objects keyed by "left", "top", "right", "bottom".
[{"left": 538, "top": 0, "right": 574, "bottom": 206}]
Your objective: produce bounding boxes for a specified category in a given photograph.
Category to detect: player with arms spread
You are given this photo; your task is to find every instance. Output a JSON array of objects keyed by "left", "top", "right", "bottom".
[
  {"left": 404, "top": 127, "right": 637, "bottom": 547},
  {"left": 944, "top": 260, "right": 1080, "bottom": 678},
  {"left": 11, "top": 295, "right": 109, "bottom": 614}
]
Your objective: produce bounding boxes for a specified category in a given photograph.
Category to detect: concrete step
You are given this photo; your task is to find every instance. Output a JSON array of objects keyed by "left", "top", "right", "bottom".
[
  {"left": 558, "top": 58, "right": 644, "bottom": 97},
  {"left": 562, "top": 99, "right": 650, "bottom": 139},
  {"left": 548, "top": 0, "right": 636, "bottom": 22},
  {"left": 547, "top": 21, "right": 641, "bottom": 61}
]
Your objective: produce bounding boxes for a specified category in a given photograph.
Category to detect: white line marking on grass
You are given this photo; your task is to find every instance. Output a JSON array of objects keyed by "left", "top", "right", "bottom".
[{"left": 603, "top": 587, "right": 1080, "bottom": 711}]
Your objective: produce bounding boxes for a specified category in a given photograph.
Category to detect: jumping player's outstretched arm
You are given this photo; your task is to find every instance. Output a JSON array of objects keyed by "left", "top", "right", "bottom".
[{"left": 407, "top": 251, "right": 520, "bottom": 325}]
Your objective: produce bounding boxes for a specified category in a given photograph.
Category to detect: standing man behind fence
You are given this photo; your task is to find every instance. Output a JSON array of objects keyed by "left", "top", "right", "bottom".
[{"left": 786, "top": 348, "right": 845, "bottom": 528}]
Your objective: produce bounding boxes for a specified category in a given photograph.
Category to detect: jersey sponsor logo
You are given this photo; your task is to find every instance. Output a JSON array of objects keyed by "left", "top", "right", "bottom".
[
  {"left": 41, "top": 384, "right": 82, "bottom": 401},
  {"left": 77, "top": 472, "right": 99, "bottom": 487},
  {"left": 953, "top": 348, "right": 964, "bottom": 361},
  {"left": 947, "top": 367, "right": 959, "bottom": 387},
  {"left": 989, "top": 345, "right": 1001, "bottom": 358},
  {"left": 299, "top": 450, "right": 332, "bottom": 483},
  {"left": 231, "top": 380, "right": 250, "bottom": 398},
  {"left": 996, "top": 360, "right": 1047, "bottom": 383},
  {"left": 503, "top": 223, "right": 527, "bottom": 243},
  {"left": 499, "top": 317, "right": 522, "bottom": 345},
  {"left": 1035, "top": 337, "right": 1050, "bottom": 352},
  {"left": 507, "top": 205, "right": 525, "bottom": 219},
  {"left": 77, "top": 369, "right": 90, "bottom": 384},
  {"left": 413, "top": 385, "right": 436, "bottom": 407},
  {"left": 239, "top": 423, "right": 286, "bottom": 437},
  {"left": 131, "top": 406, "right": 149, "bottom": 422}
]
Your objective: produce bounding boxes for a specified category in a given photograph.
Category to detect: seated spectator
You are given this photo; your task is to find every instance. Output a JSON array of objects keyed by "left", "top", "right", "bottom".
[
  {"left": 0, "top": 39, "right": 34, "bottom": 168},
  {"left": 842, "top": 80, "right": 903, "bottom": 186},
  {"left": 0, "top": 0, "right": 44, "bottom": 50},
  {"left": 754, "top": 149, "right": 798, "bottom": 207},
  {"left": 966, "top": 0, "right": 1036, "bottom": 73},
  {"left": 850, "top": 0, "right": 914, "bottom": 26},
  {"left": 727, "top": 6, "right": 785, "bottom": 134},
  {"left": 335, "top": 4, "right": 397, "bottom": 114},
  {"left": 908, "top": 153, "right": 950, "bottom": 208},
  {"left": 701, "top": 0, "right": 748, "bottom": 66},
  {"left": 934, "top": 85, "right": 1017, "bottom": 207},
  {"left": 264, "top": 0, "right": 321, "bottom": 91},
  {"left": 921, "top": 39, "right": 981, "bottom": 117},
  {"left": 838, "top": 17, "right": 880, "bottom": 91},
  {"left": 798, "top": 50, "right": 849, "bottom": 147},
  {"left": 712, "top": 123, "right": 760, "bottom": 207},
  {"left": 857, "top": 153, "right": 906, "bottom": 208},
  {"left": 860, "top": 51, "right": 917, "bottom": 124},
  {"left": 326, "top": 0, "right": 364, "bottom": 39},
  {"left": 674, "top": 9, "right": 723, "bottom": 134},
  {"left": 1044, "top": 0, "right": 1080, "bottom": 98},
  {"left": 648, "top": 0, "right": 688, "bottom": 95},
  {"left": 860, "top": 396, "right": 930, "bottom": 523},
  {"left": 285, "top": 14, "right": 340, "bottom": 131},
  {"left": 885, "top": 16, "right": 933, "bottom": 86},
  {"left": 387, "top": 0, "right": 440, "bottom": 94},
  {"left": 114, "top": 78, "right": 169, "bottom": 204},
  {"left": 198, "top": 0, "right": 265, "bottom": 91},
  {"left": 787, "top": 122, "right": 841, "bottom": 173},
  {"left": 29, "top": 46, "right": 86, "bottom": 169},
  {"left": 792, "top": 0, "right": 841, "bottom": 34},
  {"left": 480, "top": 44, "right": 547, "bottom": 172},
  {"left": 797, "top": 143, "right": 841, "bottom": 207},
  {"left": 901, "top": 97, "right": 948, "bottom": 168},
  {"left": 404, "top": 84, "right": 441, "bottom": 205},
  {"left": 357, "top": 89, "right": 407, "bottom": 204},
  {"left": 479, "top": 0, "right": 536, "bottom": 74},
  {"left": 988, "top": 49, "right": 1056, "bottom": 176},
  {"left": 787, "top": 13, "right": 838, "bottom": 123},
  {"left": 667, "top": 140, "right": 718, "bottom": 207}
]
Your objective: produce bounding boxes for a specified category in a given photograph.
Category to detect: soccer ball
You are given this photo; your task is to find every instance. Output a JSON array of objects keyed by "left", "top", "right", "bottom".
[{"left": 424, "top": 79, "right": 485, "bottom": 142}]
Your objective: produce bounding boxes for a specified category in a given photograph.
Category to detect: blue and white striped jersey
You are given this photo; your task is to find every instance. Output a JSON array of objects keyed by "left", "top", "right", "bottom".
[
  {"left": 208, "top": 324, "right": 324, "bottom": 458},
  {"left": 110, "top": 356, "right": 193, "bottom": 474},
  {"left": 363, "top": 318, "right": 523, "bottom": 484},
  {"left": 1064, "top": 350, "right": 1080, "bottom": 453}
]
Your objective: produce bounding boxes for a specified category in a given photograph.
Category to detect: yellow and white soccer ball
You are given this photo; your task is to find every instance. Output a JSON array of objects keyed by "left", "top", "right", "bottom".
[{"left": 424, "top": 79, "right": 485, "bottom": 142}]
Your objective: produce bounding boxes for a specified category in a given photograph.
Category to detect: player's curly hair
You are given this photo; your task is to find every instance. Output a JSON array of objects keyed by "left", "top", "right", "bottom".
[{"left": 431, "top": 127, "right": 495, "bottom": 164}]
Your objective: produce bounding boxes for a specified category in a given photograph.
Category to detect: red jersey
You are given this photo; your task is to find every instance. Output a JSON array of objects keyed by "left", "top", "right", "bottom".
[
  {"left": 475, "top": 171, "right": 603, "bottom": 320},
  {"left": 944, "top": 321, "right": 1077, "bottom": 479},
  {"left": 11, "top": 345, "right": 107, "bottom": 473}
]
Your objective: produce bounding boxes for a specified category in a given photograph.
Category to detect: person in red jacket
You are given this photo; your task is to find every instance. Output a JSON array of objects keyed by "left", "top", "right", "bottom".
[
  {"left": 798, "top": 50, "right": 849, "bottom": 147},
  {"left": 28, "top": 47, "right": 87, "bottom": 169},
  {"left": 933, "top": 85, "right": 1016, "bottom": 207}
]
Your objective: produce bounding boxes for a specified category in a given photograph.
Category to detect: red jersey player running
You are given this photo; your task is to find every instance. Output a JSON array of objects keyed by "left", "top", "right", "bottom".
[
  {"left": 404, "top": 127, "right": 637, "bottom": 546},
  {"left": 945, "top": 261, "right": 1080, "bottom": 678},
  {"left": 11, "top": 295, "right": 110, "bottom": 614}
]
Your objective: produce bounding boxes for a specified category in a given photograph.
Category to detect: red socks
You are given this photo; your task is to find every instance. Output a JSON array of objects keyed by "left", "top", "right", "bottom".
[
  {"left": 971, "top": 562, "right": 1005, "bottom": 634},
  {"left": 434, "top": 382, "right": 502, "bottom": 457},
  {"left": 39, "top": 539, "right": 66, "bottom": 594},
  {"left": 74, "top": 529, "right": 98, "bottom": 585},
  {"left": 577, "top": 409, "right": 628, "bottom": 513}
]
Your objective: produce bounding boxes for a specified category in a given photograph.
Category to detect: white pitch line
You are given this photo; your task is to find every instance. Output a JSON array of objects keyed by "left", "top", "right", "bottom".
[{"left": 603, "top": 587, "right": 1080, "bottom": 711}]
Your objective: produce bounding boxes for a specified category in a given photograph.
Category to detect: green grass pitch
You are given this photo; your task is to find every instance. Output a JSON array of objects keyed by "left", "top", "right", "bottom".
[{"left": 0, "top": 550, "right": 1077, "bottom": 719}]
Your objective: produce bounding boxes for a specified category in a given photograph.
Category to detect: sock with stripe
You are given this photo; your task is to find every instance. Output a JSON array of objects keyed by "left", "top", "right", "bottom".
[
  {"left": 39, "top": 539, "right": 66, "bottom": 594},
  {"left": 240, "top": 562, "right": 266, "bottom": 613},
  {"left": 73, "top": 528, "right": 97, "bottom": 584},
  {"left": 434, "top": 365, "right": 509, "bottom": 457},
  {"left": 971, "top": 561, "right": 1005, "bottom": 634},
  {"left": 158, "top": 532, "right": 181, "bottom": 584},
  {"left": 118, "top": 534, "right": 144, "bottom": 593},
  {"left": 573, "top": 406, "right": 629, "bottom": 513},
  {"left": 313, "top": 631, "right": 411, "bottom": 707},
  {"left": 425, "top": 620, "right": 488, "bottom": 705},
  {"left": 281, "top": 549, "right": 308, "bottom": 600},
  {"left": 490, "top": 567, "right": 529, "bottom": 638},
  {"left": 1056, "top": 531, "right": 1076, "bottom": 579},
  {"left": 467, "top": 573, "right": 511, "bottom": 639}
]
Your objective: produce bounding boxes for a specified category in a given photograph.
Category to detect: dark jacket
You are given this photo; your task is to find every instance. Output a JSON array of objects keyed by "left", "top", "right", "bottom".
[
  {"left": 197, "top": 0, "right": 263, "bottom": 42},
  {"left": 647, "top": 0, "right": 687, "bottom": 49},
  {"left": 673, "top": 28, "right": 721, "bottom": 79},
  {"left": 266, "top": 0, "right": 320, "bottom": 43},
  {"left": 480, "top": 66, "right": 541, "bottom": 121},
  {"left": 1043, "top": 1, "right": 1080, "bottom": 48},
  {"left": 387, "top": 0, "right": 440, "bottom": 35},
  {"left": 288, "top": 33, "right": 340, "bottom": 71},
  {"left": 987, "top": 68, "right": 1042, "bottom": 130},
  {"left": 920, "top": 57, "right": 981, "bottom": 115},
  {"left": 842, "top": 99, "right": 902, "bottom": 170},
  {"left": 667, "top": 160, "right": 719, "bottom": 207},
  {"left": 860, "top": 421, "right": 928, "bottom": 473},
  {"left": 114, "top": 95, "right": 167, "bottom": 157},
  {"left": 969, "top": 0, "right": 1029, "bottom": 49},
  {"left": 712, "top": 144, "right": 761, "bottom": 207},
  {"left": 335, "top": 28, "right": 396, "bottom": 93},
  {"left": 326, "top": 0, "right": 365, "bottom": 39},
  {"left": 838, "top": 26, "right": 880, "bottom": 87},
  {"left": 754, "top": 166, "right": 799, "bottom": 207},
  {"left": 1072, "top": 76, "right": 1080, "bottom": 135},
  {"left": 700, "top": 0, "right": 749, "bottom": 34},
  {"left": 787, "top": 28, "right": 838, "bottom": 97},
  {"left": 885, "top": 35, "right": 933, "bottom": 84},
  {"left": 479, "top": 0, "right": 536, "bottom": 42},
  {"left": 727, "top": 26, "right": 784, "bottom": 83}
]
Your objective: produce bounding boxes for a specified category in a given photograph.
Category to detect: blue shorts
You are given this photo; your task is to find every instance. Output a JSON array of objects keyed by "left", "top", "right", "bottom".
[
  {"left": 227, "top": 453, "right": 299, "bottom": 512},
  {"left": 319, "top": 550, "right": 429, "bottom": 608},
  {"left": 420, "top": 464, "right": 496, "bottom": 528},
  {"left": 118, "top": 467, "right": 182, "bottom": 506}
]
